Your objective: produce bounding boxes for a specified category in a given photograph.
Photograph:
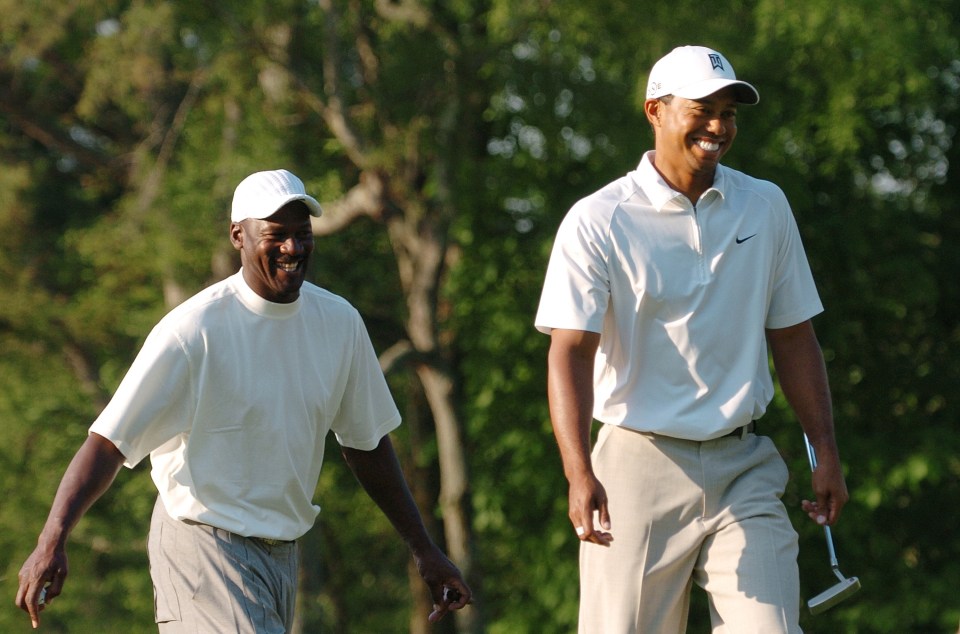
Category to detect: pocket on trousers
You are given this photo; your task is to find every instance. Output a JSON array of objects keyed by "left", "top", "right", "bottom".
[
  {"left": 758, "top": 435, "right": 790, "bottom": 497},
  {"left": 591, "top": 422, "right": 615, "bottom": 460},
  {"left": 148, "top": 519, "right": 182, "bottom": 624}
]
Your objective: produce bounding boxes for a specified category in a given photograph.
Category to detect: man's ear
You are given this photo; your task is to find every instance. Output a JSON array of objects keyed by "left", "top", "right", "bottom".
[
  {"left": 643, "top": 98, "right": 662, "bottom": 128},
  {"left": 229, "top": 222, "right": 244, "bottom": 250}
]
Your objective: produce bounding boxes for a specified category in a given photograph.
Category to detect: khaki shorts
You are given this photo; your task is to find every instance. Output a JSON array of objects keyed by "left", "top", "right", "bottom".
[{"left": 578, "top": 425, "right": 801, "bottom": 634}]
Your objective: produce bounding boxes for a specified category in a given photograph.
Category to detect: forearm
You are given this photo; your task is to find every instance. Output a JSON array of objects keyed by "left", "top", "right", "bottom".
[
  {"left": 547, "top": 329, "right": 601, "bottom": 481},
  {"left": 341, "top": 435, "right": 471, "bottom": 621},
  {"left": 38, "top": 433, "right": 125, "bottom": 548},
  {"left": 767, "top": 321, "right": 837, "bottom": 454},
  {"left": 341, "top": 436, "right": 434, "bottom": 555},
  {"left": 546, "top": 329, "right": 613, "bottom": 542},
  {"left": 18, "top": 432, "right": 126, "bottom": 626},
  {"left": 548, "top": 362, "right": 595, "bottom": 481},
  {"left": 768, "top": 320, "right": 850, "bottom": 523}
]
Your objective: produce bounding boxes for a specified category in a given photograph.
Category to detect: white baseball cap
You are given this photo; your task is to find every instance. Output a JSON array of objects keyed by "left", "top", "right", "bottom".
[
  {"left": 646, "top": 46, "right": 759, "bottom": 105},
  {"left": 231, "top": 169, "right": 323, "bottom": 222}
]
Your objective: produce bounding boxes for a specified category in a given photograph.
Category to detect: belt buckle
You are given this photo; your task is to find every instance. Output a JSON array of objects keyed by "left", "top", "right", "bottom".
[{"left": 253, "top": 537, "right": 286, "bottom": 547}]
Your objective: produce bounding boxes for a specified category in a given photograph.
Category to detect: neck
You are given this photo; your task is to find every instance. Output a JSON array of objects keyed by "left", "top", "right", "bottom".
[{"left": 650, "top": 152, "right": 717, "bottom": 204}]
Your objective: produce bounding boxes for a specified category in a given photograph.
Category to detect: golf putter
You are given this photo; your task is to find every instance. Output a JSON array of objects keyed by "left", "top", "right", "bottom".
[{"left": 804, "top": 434, "right": 861, "bottom": 614}]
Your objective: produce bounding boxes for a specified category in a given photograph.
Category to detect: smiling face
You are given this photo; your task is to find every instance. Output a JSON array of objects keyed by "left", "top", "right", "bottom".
[
  {"left": 230, "top": 201, "right": 315, "bottom": 303},
  {"left": 645, "top": 86, "right": 739, "bottom": 201}
]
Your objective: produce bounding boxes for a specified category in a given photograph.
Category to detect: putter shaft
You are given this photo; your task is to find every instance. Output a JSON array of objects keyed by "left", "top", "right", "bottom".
[{"left": 803, "top": 434, "right": 861, "bottom": 614}]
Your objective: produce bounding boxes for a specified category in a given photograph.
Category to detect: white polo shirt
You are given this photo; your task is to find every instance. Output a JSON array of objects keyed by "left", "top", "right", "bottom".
[
  {"left": 90, "top": 271, "right": 401, "bottom": 540},
  {"left": 536, "top": 151, "right": 823, "bottom": 440}
]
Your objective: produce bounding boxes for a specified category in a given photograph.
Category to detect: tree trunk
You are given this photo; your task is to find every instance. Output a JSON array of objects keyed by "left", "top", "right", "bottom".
[{"left": 387, "top": 205, "right": 478, "bottom": 634}]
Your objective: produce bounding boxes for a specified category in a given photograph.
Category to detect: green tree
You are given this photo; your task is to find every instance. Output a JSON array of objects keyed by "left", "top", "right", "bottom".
[{"left": 2, "top": 1, "right": 959, "bottom": 633}]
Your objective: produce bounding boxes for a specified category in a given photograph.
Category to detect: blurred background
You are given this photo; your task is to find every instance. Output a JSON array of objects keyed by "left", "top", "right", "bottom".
[{"left": 1, "top": 1, "right": 957, "bottom": 632}]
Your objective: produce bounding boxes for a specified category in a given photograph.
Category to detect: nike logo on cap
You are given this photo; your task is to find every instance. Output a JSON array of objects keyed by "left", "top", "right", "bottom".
[{"left": 736, "top": 234, "right": 757, "bottom": 244}]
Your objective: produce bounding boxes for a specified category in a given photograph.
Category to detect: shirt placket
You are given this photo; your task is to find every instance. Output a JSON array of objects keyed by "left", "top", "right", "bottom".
[{"left": 690, "top": 201, "right": 707, "bottom": 284}]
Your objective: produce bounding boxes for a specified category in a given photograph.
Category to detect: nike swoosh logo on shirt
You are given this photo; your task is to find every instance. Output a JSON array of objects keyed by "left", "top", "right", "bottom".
[{"left": 736, "top": 234, "right": 757, "bottom": 244}]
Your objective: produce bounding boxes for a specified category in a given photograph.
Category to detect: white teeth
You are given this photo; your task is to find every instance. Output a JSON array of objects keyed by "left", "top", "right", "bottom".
[
  {"left": 277, "top": 262, "right": 298, "bottom": 272},
  {"left": 697, "top": 139, "right": 720, "bottom": 152}
]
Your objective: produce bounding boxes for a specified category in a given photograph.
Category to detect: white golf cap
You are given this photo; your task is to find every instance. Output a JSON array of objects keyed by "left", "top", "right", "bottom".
[
  {"left": 231, "top": 169, "right": 323, "bottom": 222},
  {"left": 646, "top": 45, "right": 759, "bottom": 105}
]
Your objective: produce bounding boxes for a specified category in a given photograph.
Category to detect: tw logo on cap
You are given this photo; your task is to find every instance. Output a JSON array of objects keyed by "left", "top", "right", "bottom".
[{"left": 709, "top": 53, "right": 724, "bottom": 71}]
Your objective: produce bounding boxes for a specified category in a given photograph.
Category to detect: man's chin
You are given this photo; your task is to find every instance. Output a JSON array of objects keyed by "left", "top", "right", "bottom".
[{"left": 268, "top": 275, "right": 305, "bottom": 302}]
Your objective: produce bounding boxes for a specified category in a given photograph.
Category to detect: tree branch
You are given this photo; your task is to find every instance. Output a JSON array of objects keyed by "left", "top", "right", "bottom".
[
  {"left": 304, "top": 0, "right": 369, "bottom": 168},
  {"left": 0, "top": 98, "right": 115, "bottom": 171},
  {"left": 62, "top": 343, "right": 111, "bottom": 412},
  {"left": 379, "top": 340, "right": 415, "bottom": 375},
  {"left": 134, "top": 67, "right": 208, "bottom": 213},
  {"left": 312, "top": 170, "right": 389, "bottom": 235},
  {"left": 373, "top": 0, "right": 430, "bottom": 27}
]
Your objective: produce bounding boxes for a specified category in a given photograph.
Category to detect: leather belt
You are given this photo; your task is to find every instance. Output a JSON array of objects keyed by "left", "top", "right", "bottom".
[
  {"left": 721, "top": 421, "right": 757, "bottom": 440},
  {"left": 251, "top": 536, "right": 294, "bottom": 547}
]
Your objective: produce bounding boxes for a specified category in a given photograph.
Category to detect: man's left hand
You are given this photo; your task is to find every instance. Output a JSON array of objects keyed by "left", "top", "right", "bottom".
[{"left": 415, "top": 547, "right": 472, "bottom": 622}]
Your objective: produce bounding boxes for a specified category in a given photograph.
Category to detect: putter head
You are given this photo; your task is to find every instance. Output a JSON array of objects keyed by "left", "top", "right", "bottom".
[{"left": 808, "top": 576, "right": 861, "bottom": 615}]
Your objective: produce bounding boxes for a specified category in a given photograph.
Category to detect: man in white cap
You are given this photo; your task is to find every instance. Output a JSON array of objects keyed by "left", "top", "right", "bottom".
[
  {"left": 536, "top": 46, "right": 849, "bottom": 632},
  {"left": 16, "top": 169, "right": 471, "bottom": 631}
]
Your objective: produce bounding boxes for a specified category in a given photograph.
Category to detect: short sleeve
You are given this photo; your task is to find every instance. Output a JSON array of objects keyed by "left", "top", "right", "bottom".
[
  {"left": 765, "top": 196, "right": 823, "bottom": 329},
  {"left": 89, "top": 324, "right": 194, "bottom": 468},
  {"left": 535, "top": 203, "right": 611, "bottom": 335},
  {"left": 331, "top": 314, "right": 401, "bottom": 450}
]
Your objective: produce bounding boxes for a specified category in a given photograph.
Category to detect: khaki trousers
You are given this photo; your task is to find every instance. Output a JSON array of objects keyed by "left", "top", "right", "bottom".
[
  {"left": 579, "top": 425, "right": 801, "bottom": 634},
  {"left": 148, "top": 497, "right": 300, "bottom": 633}
]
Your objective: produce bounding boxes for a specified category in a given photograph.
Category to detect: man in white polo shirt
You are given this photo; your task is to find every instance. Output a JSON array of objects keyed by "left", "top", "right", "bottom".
[
  {"left": 536, "top": 46, "right": 849, "bottom": 632},
  {"left": 16, "top": 169, "right": 470, "bottom": 631}
]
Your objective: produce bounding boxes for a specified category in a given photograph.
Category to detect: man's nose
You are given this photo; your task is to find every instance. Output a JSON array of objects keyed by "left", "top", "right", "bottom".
[
  {"left": 706, "top": 116, "right": 729, "bottom": 135},
  {"left": 281, "top": 237, "right": 304, "bottom": 254}
]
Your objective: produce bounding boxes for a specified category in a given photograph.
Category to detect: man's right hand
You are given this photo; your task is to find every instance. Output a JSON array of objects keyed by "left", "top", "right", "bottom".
[
  {"left": 15, "top": 542, "right": 67, "bottom": 629},
  {"left": 568, "top": 473, "right": 614, "bottom": 546}
]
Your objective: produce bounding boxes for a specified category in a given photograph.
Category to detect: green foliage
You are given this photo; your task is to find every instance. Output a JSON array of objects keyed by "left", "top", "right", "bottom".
[{"left": 2, "top": 0, "right": 959, "bottom": 632}]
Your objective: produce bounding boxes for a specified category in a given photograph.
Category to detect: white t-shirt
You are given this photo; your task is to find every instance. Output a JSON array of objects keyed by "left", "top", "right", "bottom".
[
  {"left": 536, "top": 152, "right": 823, "bottom": 440},
  {"left": 90, "top": 271, "right": 401, "bottom": 540}
]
